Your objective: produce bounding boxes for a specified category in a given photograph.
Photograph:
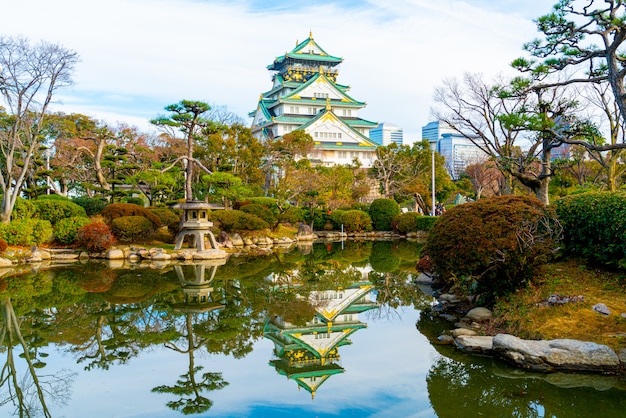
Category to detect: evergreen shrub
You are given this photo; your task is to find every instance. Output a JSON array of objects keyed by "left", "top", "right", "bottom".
[
  {"left": 416, "top": 216, "right": 438, "bottom": 231},
  {"left": 72, "top": 196, "right": 108, "bottom": 216},
  {"left": 304, "top": 208, "right": 327, "bottom": 230},
  {"left": 149, "top": 207, "right": 181, "bottom": 229},
  {"left": 33, "top": 199, "right": 87, "bottom": 225},
  {"left": 329, "top": 209, "right": 345, "bottom": 229},
  {"left": 211, "top": 210, "right": 269, "bottom": 232},
  {"left": 555, "top": 191, "right": 626, "bottom": 268},
  {"left": 76, "top": 222, "right": 116, "bottom": 253},
  {"left": 123, "top": 197, "right": 145, "bottom": 206},
  {"left": 11, "top": 197, "right": 36, "bottom": 220},
  {"left": 369, "top": 198, "right": 401, "bottom": 231},
  {"left": 54, "top": 216, "right": 92, "bottom": 244},
  {"left": 101, "top": 203, "right": 160, "bottom": 228},
  {"left": 248, "top": 197, "right": 281, "bottom": 214},
  {"left": 277, "top": 207, "right": 305, "bottom": 224},
  {"left": 391, "top": 212, "right": 421, "bottom": 234},
  {"left": 340, "top": 210, "right": 372, "bottom": 232},
  {"left": 240, "top": 204, "right": 276, "bottom": 227},
  {"left": 422, "top": 195, "right": 562, "bottom": 301},
  {"left": 0, "top": 219, "right": 53, "bottom": 246},
  {"left": 111, "top": 216, "right": 155, "bottom": 242}
]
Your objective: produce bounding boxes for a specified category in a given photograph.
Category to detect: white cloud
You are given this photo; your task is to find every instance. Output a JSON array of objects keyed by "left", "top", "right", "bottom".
[{"left": 2, "top": 0, "right": 545, "bottom": 139}]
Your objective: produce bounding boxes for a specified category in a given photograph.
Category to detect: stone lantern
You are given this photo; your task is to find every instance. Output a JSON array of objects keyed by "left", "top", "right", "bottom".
[{"left": 172, "top": 200, "right": 222, "bottom": 251}]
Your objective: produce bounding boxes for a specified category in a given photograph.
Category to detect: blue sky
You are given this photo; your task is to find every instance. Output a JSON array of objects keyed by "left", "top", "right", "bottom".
[{"left": 2, "top": 0, "right": 553, "bottom": 141}]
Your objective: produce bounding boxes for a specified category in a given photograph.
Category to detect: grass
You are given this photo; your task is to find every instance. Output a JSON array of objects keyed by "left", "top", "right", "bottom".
[{"left": 490, "top": 257, "right": 626, "bottom": 352}]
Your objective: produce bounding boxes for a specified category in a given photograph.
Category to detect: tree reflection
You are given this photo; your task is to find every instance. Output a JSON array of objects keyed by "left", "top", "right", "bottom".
[{"left": 0, "top": 296, "right": 75, "bottom": 418}]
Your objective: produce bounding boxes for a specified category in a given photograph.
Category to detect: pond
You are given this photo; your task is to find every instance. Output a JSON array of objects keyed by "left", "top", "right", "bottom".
[{"left": 0, "top": 240, "right": 624, "bottom": 417}]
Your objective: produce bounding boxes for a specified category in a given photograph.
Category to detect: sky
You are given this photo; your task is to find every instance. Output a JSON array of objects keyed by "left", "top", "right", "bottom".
[{"left": 2, "top": 0, "right": 554, "bottom": 142}]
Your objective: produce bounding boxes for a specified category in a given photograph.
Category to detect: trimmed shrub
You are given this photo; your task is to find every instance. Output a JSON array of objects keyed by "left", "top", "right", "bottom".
[
  {"left": 241, "top": 204, "right": 276, "bottom": 227},
  {"left": 248, "top": 197, "right": 281, "bottom": 214},
  {"left": 33, "top": 199, "right": 87, "bottom": 225},
  {"left": 422, "top": 195, "right": 562, "bottom": 301},
  {"left": 369, "top": 198, "right": 401, "bottom": 231},
  {"left": 391, "top": 212, "right": 422, "bottom": 234},
  {"left": 0, "top": 219, "right": 53, "bottom": 246},
  {"left": 210, "top": 210, "right": 269, "bottom": 232},
  {"left": 54, "top": 216, "right": 92, "bottom": 244},
  {"left": 11, "top": 197, "right": 36, "bottom": 221},
  {"left": 328, "top": 209, "right": 345, "bottom": 229},
  {"left": 415, "top": 216, "right": 438, "bottom": 231},
  {"left": 277, "top": 207, "right": 306, "bottom": 224},
  {"left": 72, "top": 196, "right": 108, "bottom": 216},
  {"left": 76, "top": 222, "right": 116, "bottom": 253},
  {"left": 101, "top": 203, "right": 160, "bottom": 228},
  {"left": 555, "top": 191, "right": 626, "bottom": 268},
  {"left": 37, "top": 194, "right": 70, "bottom": 201},
  {"left": 340, "top": 210, "right": 373, "bottom": 232},
  {"left": 149, "top": 207, "right": 181, "bottom": 229},
  {"left": 0, "top": 238, "right": 7, "bottom": 254},
  {"left": 304, "top": 208, "right": 328, "bottom": 230},
  {"left": 111, "top": 216, "right": 155, "bottom": 243}
]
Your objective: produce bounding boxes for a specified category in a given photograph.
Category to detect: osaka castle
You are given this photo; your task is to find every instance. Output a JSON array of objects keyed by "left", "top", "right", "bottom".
[{"left": 250, "top": 32, "right": 379, "bottom": 167}]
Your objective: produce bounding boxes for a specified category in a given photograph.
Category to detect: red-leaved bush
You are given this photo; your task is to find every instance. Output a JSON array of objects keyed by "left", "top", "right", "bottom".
[{"left": 75, "top": 222, "right": 116, "bottom": 253}]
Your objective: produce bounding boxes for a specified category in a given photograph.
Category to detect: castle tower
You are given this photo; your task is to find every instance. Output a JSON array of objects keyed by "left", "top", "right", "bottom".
[{"left": 250, "top": 33, "right": 379, "bottom": 168}]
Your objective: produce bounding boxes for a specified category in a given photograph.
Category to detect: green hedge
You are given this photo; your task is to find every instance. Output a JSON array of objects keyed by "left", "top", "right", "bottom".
[
  {"left": 240, "top": 204, "right": 276, "bottom": 227},
  {"left": 72, "top": 196, "right": 108, "bottom": 216},
  {"left": 0, "top": 219, "right": 53, "bottom": 246},
  {"left": 111, "top": 216, "right": 155, "bottom": 242},
  {"left": 340, "top": 210, "right": 373, "bottom": 232},
  {"left": 33, "top": 199, "right": 87, "bottom": 225},
  {"left": 210, "top": 210, "right": 269, "bottom": 232},
  {"left": 54, "top": 216, "right": 92, "bottom": 244},
  {"left": 369, "top": 198, "right": 400, "bottom": 231},
  {"left": 555, "top": 192, "right": 626, "bottom": 268}
]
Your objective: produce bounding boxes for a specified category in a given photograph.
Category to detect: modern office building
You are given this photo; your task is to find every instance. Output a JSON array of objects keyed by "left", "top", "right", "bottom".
[
  {"left": 369, "top": 122, "right": 403, "bottom": 146},
  {"left": 249, "top": 33, "right": 379, "bottom": 167},
  {"left": 422, "top": 121, "right": 486, "bottom": 179}
]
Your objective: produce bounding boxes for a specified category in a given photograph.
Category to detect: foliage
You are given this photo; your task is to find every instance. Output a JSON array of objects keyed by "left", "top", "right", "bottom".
[
  {"left": 149, "top": 207, "right": 181, "bottom": 229},
  {"left": 75, "top": 222, "right": 116, "bottom": 253},
  {"left": 32, "top": 198, "right": 87, "bottom": 225},
  {"left": 0, "top": 219, "right": 53, "bottom": 246},
  {"left": 9, "top": 196, "right": 36, "bottom": 220},
  {"left": 422, "top": 195, "right": 563, "bottom": 302},
  {"left": 36, "top": 194, "right": 70, "bottom": 200},
  {"left": 210, "top": 210, "right": 269, "bottom": 232},
  {"left": 111, "top": 216, "right": 155, "bottom": 243},
  {"left": 54, "top": 216, "right": 92, "bottom": 244},
  {"left": 73, "top": 196, "right": 108, "bottom": 216},
  {"left": 240, "top": 204, "right": 276, "bottom": 227},
  {"left": 0, "top": 237, "right": 7, "bottom": 254},
  {"left": 277, "top": 206, "right": 305, "bottom": 224},
  {"left": 101, "top": 203, "right": 161, "bottom": 228},
  {"left": 304, "top": 208, "right": 328, "bottom": 230},
  {"left": 247, "top": 197, "right": 281, "bottom": 214},
  {"left": 328, "top": 209, "right": 345, "bottom": 229},
  {"left": 340, "top": 210, "right": 372, "bottom": 233},
  {"left": 416, "top": 216, "right": 438, "bottom": 231},
  {"left": 391, "top": 212, "right": 421, "bottom": 234},
  {"left": 555, "top": 192, "right": 626, "bottom": 268},
  {"left": 123, "top": 196, "right": 145, "bottom": 206},
  {"left": 369, "top": 198, "right": 400, "bottom": 231}
]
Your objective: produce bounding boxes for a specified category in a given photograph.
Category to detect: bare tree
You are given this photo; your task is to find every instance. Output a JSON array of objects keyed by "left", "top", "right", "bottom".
[{"left": 0, "top": 36, "right": 78, "bottom": 222}]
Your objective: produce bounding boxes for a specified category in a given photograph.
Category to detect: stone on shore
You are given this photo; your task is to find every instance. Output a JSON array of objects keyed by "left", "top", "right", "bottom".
[
  {"left": 492, "top": 334, "right": 620, "bottom": 373},
  {"left": 454, "top": 335, "right": 494, "bottom": 354},
  {"left": 465, "top": 307, "right": 494, "bottom": 322}
]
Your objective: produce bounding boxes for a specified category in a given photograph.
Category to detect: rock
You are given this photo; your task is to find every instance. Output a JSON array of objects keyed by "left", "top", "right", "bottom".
[
  {"left": 465, "top": 307, "right": 494, "bottom": 322},
  {"left": 51, "top": 253, "right": 79, "bottom": 261},
  {"left": 439, "top": 293, "right": 460, "bottom": 303},
  {"left": 492, "top": 334, "right": 620, "bottom": 372},
  {"left": 454, "top": 335, "right": 494, "bottom": 354},
  {"left": 230, "top": 233, "right": 244, "bottom": 247},
  {"left": 106, "top": 249, "right": 125, "bottom": 260},
  {"left": 451, "top": 328, "right": 478, "bottom": 337},
  {"left": 437, "top": 335, "right": 455, "bottom": 344},
  {"left": 192, "top": 249, "right": 229, "bottom": 260},
  {"left": 0, "top": 257, "right": 14, "bottom": 267},
  {"left": 151, "top": 252, "right": 172, "bottom": 261},
  {"left": 297, "top": 223, "right": 313, "bottom": 236},
  {"left": 593, "top": 303, "right": 611, "bottom": 316}
]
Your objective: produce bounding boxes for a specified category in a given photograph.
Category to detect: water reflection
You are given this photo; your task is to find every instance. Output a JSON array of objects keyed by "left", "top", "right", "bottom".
[
  {"left": 0, "top": 241, "right": 624, "bottom": 417},
  {"left": 264, "top": 273, "right": 377, "bottom": 398}
]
